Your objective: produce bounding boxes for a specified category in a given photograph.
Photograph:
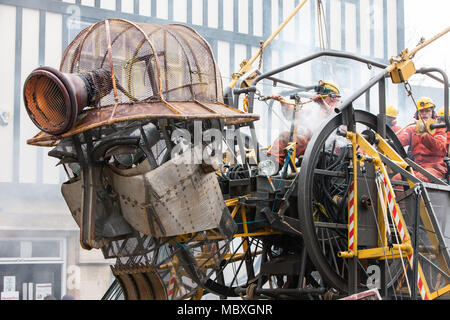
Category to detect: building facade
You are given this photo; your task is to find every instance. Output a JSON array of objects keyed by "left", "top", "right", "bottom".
[{"left": 0, "top": 0, "right": 405, "bottom": 300}]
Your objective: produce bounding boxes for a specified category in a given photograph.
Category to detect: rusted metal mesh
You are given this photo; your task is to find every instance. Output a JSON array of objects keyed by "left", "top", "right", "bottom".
[
  {"left": 27, "top": 19, "right": 259, "bottom": 146},
  {"left": 61, "top": 19, "right": 227, "bottom": 105},
  {"left": 28, "top": 19, "right": 258, "bottom": 145}
]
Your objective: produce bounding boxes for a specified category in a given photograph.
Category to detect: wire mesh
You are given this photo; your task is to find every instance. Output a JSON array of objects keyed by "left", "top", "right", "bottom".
[{"left": 60, "top": 20, "right": 223, "bottom": 107}]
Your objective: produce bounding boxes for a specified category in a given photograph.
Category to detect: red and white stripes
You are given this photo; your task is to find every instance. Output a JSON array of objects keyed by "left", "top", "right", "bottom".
[
  {"left": 167, "top": 276, "right": 175, "bottom": 299},
  {"left": 348, "top": 182, "right": 355, "bottom": 252},
  {"left": 417, "top": 271, "right": 429, "bottom": 300},
  {"left": 381, "top": 174, "right": 413, "bottom": 265},
  {"left": 381, "top": 173, "right": 429, "bottom": 300}
]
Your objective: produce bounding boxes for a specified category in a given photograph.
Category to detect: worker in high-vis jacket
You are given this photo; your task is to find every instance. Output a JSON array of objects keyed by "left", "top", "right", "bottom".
[
  {"left": 396, "top": 97, "right": 448, "bottom": 181},
  {"left": 267, "top": 80, "right": 341, "bottom": 166}
]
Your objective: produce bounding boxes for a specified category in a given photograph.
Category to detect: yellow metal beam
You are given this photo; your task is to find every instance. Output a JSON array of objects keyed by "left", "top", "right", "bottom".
[
  {"left": 429, "top": 284, "right": 450, "bottom": 300},
  {"left": 338, "top": 243, "right": 412, "bottom": 260},
  {"left": 233, "top": 230, "right": 281, "bottom": 238}
]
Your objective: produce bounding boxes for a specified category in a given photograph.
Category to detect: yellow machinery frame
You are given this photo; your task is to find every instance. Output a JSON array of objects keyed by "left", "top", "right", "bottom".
[{"left": 337, "top": 130, "right": 450, "bottom": 300}]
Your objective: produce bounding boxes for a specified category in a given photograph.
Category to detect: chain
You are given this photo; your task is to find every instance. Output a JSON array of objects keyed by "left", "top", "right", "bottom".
[
  {"left": 258, "top": 40, "right": 264, "bottom": 70},
  {"left": 404, "top": 80, "right": 426, "bottom": 127}
]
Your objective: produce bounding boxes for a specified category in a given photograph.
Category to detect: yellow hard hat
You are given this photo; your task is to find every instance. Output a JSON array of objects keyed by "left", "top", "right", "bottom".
[
  {"left": 437, "top": 106, "right": 449, "bottom": 117},
  {"left": 386, "top": 104, "right": 398, "bottom": 118},
  {"left": 416, "top": 97, "right": 435, "bottom": 111},
  {"left": 317, "top": 80, "right": 340, "bottom": 96}
]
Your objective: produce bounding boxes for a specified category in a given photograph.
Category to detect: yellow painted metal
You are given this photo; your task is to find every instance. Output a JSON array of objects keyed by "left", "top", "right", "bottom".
[
  {"left": 417, "top": 198, "right": 450, "bottom": 278},
  {"left": 390, "top": 59, "right": 416, "bottom": 84},
  {"left": 343, "top": 131, "right": 450, "bottom": 299},
  {"left": 429, "top": 284, "right": 450, "bottom": 300},
  {"left": 375, "top": 134, "right": 409, "bottom": 167},
  {"left": 377, "top": 188, "right": 388, "bottom": 249},
  {"left": 230, "top": 204, "right": 240, "bottom": 219},
  {"left": 241, "top": 205, "right": 249, "bottom": 235},
  {"left": 225, "top": 197, "right": 239, "bottom": 207},
  {"left": 192, "top": 288, "right": 204, "bottom": 300},
  {"left": 376, "top": 133, "right": 450, "bottom": 280},
  {"left": 337, "top": 251, "right": 355, "bottom": 258},
  {"left": 339, "top": 244, "right": 413, "bottom": 260},
  {"left": 226, "top": 197, "right": 281, "bottom": 239},
  {"left": 387, "top": 27, "right": 450, "bottom": 84},
  {"left": 417, "top": 263, "right": 433, "bottom": 300},
  {"left": 225, "top": 195, "right": 251, "bottom": 207},
  {"left": 346, "top": 132, "right": 358, "bottom": 256},
  {"left": 240, "top": 205, "right": 250, "bottom": 254},
  {"left": 233, "top": 230, "right": 281, "bottom": 238},
  {"left": 356, "top": 243, "right": 412, "bottom": 260}
]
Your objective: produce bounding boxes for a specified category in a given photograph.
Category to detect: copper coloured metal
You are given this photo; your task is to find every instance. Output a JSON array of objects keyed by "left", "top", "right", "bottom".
[
  {"left": 27, "top": 19, "right": 258, "bottom": 145},
  {"left": 23, "top": 66, "right": 89, "bottom": 135}
]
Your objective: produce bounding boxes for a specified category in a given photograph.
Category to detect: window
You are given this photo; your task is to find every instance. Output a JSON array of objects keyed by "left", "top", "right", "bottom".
[
  {"left": 0, "top": 239, "right": 62, "bottom": 261},
  {"left": 0, "top": 241, "right": 20, "bottom": 258},
  {"left": 32, "top": 241, "right": 61, "bottom": 258}
]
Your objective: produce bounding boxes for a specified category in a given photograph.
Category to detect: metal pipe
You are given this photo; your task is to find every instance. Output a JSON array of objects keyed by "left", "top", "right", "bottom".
[
  {"left": 255, "top": 287, "right": 327, "bottom": 296},
  {"left": 407, "top": 27, "right": 450, "bottom": 59},
  {"left": 253, "top": 50, "right": 388, "bottom": 87},
  {"left": 234, "top": 286, "right": 326, "bottom": 296},
  {"left": 412, "top": 185, "right": 422, "bottom": 300},
  {"left": 335, "top": 69, "right": 390, "bottom": 114}
]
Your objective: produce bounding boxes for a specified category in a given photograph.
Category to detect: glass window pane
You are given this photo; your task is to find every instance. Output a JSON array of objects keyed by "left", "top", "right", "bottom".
[
  {"left": 0, "top": 241, "right": 21, "bottom": 258},
  {"left": 32, "top": 241, "right": 60, "bottom": 258}
]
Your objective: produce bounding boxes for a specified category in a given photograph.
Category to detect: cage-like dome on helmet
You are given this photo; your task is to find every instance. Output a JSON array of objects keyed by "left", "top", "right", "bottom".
[{"left": 27, "top": 19, "right": 258, "bottom": 145}]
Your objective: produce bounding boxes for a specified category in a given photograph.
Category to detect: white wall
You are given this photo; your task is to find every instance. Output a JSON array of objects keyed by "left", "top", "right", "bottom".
[
  {"left": 0, "top": 5, "right": 16, "bottom": 182},
  {"left": 19, "top": 8, "right": 39, "bottom": 183}
]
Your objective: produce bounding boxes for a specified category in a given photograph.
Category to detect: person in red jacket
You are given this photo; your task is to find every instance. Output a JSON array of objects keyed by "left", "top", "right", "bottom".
[
  {"left": 396, "top": 97, "right": 448, "bottom": 182},
  {"left": 437, "top": 106, "right": 450, "bottom": 153},
  {"left": 436, "top": 106, "right": 450, "bottom": 181},
  {"left": 267, "top": 80, "right": 341, "bottom": 166}
]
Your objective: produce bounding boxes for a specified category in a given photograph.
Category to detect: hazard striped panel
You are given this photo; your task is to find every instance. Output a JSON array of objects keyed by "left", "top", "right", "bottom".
[
  {"left": 382, "top": 174, "right": 411, "bottom": 264},
  {"left": 417, "top": 272, "right": 429, "bottom": 300},
  {"left": 381, "top": 174, "right": 429, "bottom": 300},
  {"left": 348, "top": 182, "right": 355, "bottom": 251},
  {"left": 168, "top": 276, "right": 176, "bottom": 299}
]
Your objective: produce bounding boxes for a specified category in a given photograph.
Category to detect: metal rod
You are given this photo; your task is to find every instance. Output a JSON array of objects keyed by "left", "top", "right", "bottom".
[
  {"left": 253, "top": 50, "right": 388, "bottom": 87},
  {"left": 335, "top": 69, "right": 390, "bottom": 114},
  {"left": 407, "top": 27, "right": 450, "bottom": 59},
  {"left": 378, "top": 77, "right": 387, "bottom": 138},
  {"left": 234, "top": 285, "right": 326, "bottom": 296},
  {"left": 412, "top": 185, "right": 421, "bottom": 300},
  {"left": 254, "top": 287, "right": 326, "bottom": 296}
]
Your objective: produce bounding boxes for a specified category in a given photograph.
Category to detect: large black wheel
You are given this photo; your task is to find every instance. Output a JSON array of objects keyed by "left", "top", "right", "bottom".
[
  {"left": 203, "top": 235, "right": 264, "bottom": 298},
  {"left": 298, "top": 110, "right": 406, "bottom": 294}
]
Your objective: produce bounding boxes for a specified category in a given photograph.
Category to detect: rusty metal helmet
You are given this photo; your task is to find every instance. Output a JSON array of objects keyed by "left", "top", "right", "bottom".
[{"left": 24, "top": 19, "right": 258, "bottom": 146}]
